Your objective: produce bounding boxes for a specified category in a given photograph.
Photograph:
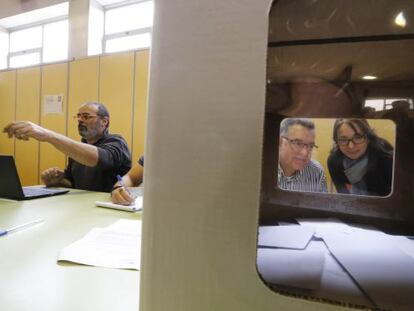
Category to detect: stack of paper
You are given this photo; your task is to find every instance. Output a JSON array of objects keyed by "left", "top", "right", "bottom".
[
  {"left": 257, "top": 219, "right": 414, "bottom": 310},
  {"left": 58, "top": 219, "right": 141, "bottom": 270},
  {"left": 95, "top": 196, "right": 143, "bottom": 212}
]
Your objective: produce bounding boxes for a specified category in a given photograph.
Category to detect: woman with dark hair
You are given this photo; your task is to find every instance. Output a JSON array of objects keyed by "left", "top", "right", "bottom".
[{"left": 327, "top": 119, "right": 394, "bottom": 196}]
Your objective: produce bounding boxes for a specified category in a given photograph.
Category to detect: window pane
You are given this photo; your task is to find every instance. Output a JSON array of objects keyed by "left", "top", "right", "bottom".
[
  {"left": 105, "top": 1, "right": 153, "bottom": 35},
  {"left": 88, "top": 4, "right": 104, "bottom": 56},
  {"left": 43, "top": 20, "right": 69, "bottom": 63},
  {"left": 364, "top": 99, "right": 384, "bottom": 111},
  {"left": 105, "top": 33, "right": 151, "bottom": 53},
  {"left": 10, "top": 52, "right": 40, "bottom": 68},
  {"left": 0, "top": 30, "right": 8, "bottom": 69},
  {"left": 10, "top": 26, "right": 42, "bottom": 52},
  {"left": 365, "top": 98, "right": 414, "bottom": 111}
]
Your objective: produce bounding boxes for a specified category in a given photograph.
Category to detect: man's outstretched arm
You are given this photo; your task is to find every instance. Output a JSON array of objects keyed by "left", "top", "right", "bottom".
[{"left": 3, "top": 121, "right": 99, "bottom": 166}]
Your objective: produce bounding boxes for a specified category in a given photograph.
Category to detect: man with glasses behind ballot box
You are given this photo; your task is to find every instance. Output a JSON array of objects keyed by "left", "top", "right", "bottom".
[
  {"left": 278, "top": 118, "right": 327, "bottom": 193},
  {"left": 3, "top": 102, "right": 131, "bottom": 192}
]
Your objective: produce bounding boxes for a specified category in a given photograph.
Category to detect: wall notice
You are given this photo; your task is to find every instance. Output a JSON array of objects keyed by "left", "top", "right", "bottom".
[{"left": 44, "top": 95, "right": 64, "bottom": 114}]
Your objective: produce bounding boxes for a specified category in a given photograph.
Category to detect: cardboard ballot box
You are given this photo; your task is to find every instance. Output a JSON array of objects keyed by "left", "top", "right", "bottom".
[{"left": 140, "top": 1, "right": 414, "bottom": 310}]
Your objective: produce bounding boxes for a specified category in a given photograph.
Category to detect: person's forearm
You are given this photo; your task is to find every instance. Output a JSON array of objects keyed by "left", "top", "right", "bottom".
[
  {"left": 122, "top": 174, "right": 135, "bottom": 187},
  {"left": 50, "top": 178, "right": 72, "bottom": 188},
  {"left": 126, "top": 165, "right": 144, "bottom": 186},
  {"left": 59, "top": 178, "right": 73, "bottom": 188},
  {"left": 46, "top": 131, "right": 99, "bottom": 166}
]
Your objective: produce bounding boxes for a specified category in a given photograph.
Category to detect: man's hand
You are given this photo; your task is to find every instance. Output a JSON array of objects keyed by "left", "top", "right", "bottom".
[
  {"left": 3, "top": 120, "right": 100, "bottom": 167},
  {"left": 3, "top": 121, "right": 52, "bottom": 142},
  {"left": 111, "top": 186, "right": 136, "bottom": 205},
  {"left": 41, "top": 167, "right": 65, "bottom": 186}
]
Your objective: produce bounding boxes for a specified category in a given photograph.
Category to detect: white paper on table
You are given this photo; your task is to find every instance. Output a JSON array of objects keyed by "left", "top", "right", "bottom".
[
  {"left": 96, "top": 196, "right": 143, "bottom": 212},
  {"left": 58, "top": 219, "right": 141, "bottom": 270},
  {"left": 258, "top": 225, "right": 314, "bottom": 249}
]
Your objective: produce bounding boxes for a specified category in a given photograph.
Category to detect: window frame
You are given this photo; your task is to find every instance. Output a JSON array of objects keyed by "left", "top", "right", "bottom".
[
  {"left": 102, "top": 0, "right": 153, "bottom": 54},
  {"left": 6, "top": 16, "right": 68, "bottom": 69},
  {"left": 364, "top": 97, "right": 414, "bottom": 111}
]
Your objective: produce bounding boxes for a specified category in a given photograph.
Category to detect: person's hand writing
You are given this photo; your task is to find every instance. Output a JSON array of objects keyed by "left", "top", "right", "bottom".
[
  {"left": 41, "top": 167, "right": 65, "bottom": 186},
  {"left": 3, "top": 121, "right": 52, "bottom": 142},
  {"left": 111, "top": 186, "right": 136, "bottom": 205}
]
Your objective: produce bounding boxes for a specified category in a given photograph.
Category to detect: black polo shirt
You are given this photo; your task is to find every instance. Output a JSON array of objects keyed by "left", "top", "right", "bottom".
[{"left": 64, "top": 133, "right": 132, "bottom": 192}]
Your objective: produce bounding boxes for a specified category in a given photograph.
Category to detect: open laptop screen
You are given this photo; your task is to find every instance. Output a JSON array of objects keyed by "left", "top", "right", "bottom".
[{"left": 0, "top": 155, "right": 69, "bottom": 200}]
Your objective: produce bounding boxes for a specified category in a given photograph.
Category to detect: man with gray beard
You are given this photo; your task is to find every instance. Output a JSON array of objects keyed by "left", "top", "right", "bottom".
[{"left": 3, "top": 102, "right": 131, "bottom": 192}]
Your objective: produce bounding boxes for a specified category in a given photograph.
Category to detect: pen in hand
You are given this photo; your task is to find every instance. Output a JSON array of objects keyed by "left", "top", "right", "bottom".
[
  {"left": 116, "top": 175, "right": 136, "bottom": 200},
  {"left": 0, "top": 219, "right": 44, "bottom": 237}
]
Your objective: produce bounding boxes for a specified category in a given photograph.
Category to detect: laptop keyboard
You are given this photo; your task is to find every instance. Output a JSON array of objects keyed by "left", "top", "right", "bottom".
[{"left": 23, "top": 187, "right": 60, "bottom": 197}]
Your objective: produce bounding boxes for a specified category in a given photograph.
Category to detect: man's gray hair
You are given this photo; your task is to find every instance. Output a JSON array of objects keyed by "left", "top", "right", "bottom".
[
  {"left": 83, "top": 102, "right": 110, "bottom": 128},
  {"left": 280, "top": 118, "right": 315, "bottom": 136},
  {"left": 83, "top": 102, "right": 110, "bottom": 118}
]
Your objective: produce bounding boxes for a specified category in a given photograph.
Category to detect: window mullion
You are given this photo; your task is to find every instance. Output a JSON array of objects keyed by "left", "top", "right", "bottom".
[
  {"left": 104, "top": 27, "right": 152, "bottom": 41},
  {"left": 9, "top": 47, "right": 42, "bottom": 57},
  {"left": 41, "top": 24, "right": 44, "bottom": 63}
]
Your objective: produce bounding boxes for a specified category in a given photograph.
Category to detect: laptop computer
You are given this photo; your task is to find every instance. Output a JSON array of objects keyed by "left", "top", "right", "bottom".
[{"left": 0, "top": 155, "right": 69, "bottom": 200}]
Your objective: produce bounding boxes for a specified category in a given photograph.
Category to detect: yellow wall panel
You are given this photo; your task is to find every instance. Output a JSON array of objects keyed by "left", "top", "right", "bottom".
[
  {"left": 39, "top": 63, "right": 68, "bottom": 179},
  {"left": 3, "top": 52, "right": 149, "bottom": 184},
  {"left": 15, "top": 67, "right": 41, "bottom": 186},
  {"left": 99, "top": 52, "right": 134, "bottom": 148},
  {"left": 132, "top": 50, "right": 149, "bottom": 163},
  {"left": 312, "top": 119, "right": 335, "bottom": 191},
  {"left": 370, "top": 119, "right": 396, "bottom": 147},
  {"left": 0, "top": 70, "right": 16, "bottom": 156},
  {"left": 68, "top": 57, "right": 99, "bottom": 141}
]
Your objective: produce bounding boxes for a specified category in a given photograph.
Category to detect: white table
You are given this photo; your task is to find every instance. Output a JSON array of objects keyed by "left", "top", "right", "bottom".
[{"left": 0, "top": 189, "right": 140, "bottom": 311}]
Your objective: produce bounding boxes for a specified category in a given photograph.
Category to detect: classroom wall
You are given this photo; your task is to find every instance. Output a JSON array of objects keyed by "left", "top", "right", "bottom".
[{"left": 0, "top": 50, "right": 149, "bottom": 186}]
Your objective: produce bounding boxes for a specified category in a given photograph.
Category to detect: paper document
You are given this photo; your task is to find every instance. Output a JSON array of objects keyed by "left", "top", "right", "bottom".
[
  {"left": 257, "top": 240, "right": 325, "bottom": 290},
  {"left": 322, "top": 229, "right": 414, "bottom": 310},
  {"left": 297, "top": 218, "right": 354, "bottom": 238},
  {"left": 58, "top": 219, "right": 141, "bottom": 270},
  {"left": 96, "top": 196, "right": 143, "bottom": 212},
  {"left": 258, "top": 225, "right": 314, "bottom": 249}
]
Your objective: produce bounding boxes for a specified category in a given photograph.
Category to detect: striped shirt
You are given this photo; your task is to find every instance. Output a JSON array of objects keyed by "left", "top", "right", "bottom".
[{"left": 278, "top": 159, "right": 328, "bottom": 193}]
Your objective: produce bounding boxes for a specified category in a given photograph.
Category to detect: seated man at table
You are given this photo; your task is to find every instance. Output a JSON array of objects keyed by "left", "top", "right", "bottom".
[
  {"left": 278, "top": 118, "right": 327, "bottom": 193},
  {"left": 111, "top": 156, "right": 144, "bottom": 205},
  {"left": 3, "top": 102, "right": 131, "bottom": 192}
]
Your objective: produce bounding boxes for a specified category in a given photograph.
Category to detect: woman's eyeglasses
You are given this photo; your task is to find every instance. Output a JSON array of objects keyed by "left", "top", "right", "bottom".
[
  {"left": 336, "top": 134, "right": 366, "bottom": 146},
  {"left": 281, "top": 136, "right": 318, "bottom": 152},
  {"left": 73, "top": 113, "right": 98, "bottom": 121}
]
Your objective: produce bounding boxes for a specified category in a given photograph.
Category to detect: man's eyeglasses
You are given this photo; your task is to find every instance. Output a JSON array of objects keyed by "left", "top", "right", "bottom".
[
  {"left": 281, "top": 136, "right": 318, "bottom": 152},
  {"left": 336, "top": 134, "right": 366, "bottom": 146},
  {"left": 73, "top": 113, "right": 98, "bottom": 121}
]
